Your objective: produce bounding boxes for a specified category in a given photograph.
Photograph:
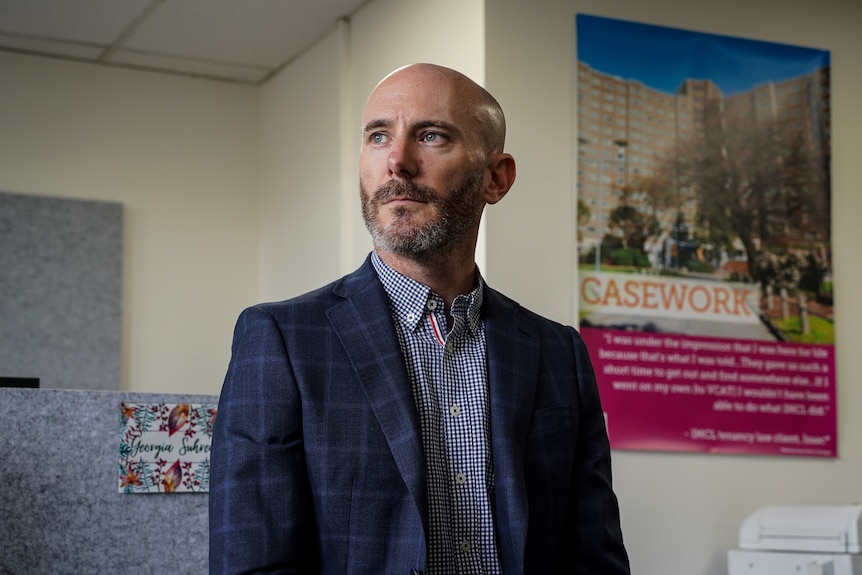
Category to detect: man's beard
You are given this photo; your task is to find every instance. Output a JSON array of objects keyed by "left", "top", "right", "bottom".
[{"left": 360, "top": 170, "right": 485, "bottom": 260}]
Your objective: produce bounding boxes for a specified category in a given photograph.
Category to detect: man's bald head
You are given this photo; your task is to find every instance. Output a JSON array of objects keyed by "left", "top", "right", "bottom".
[{"left": 368, "top": 63, "right": 507, "bottom": 154}]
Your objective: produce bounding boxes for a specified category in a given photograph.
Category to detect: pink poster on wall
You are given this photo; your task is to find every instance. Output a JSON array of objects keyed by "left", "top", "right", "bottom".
[{"left": 576, "top": 15, "right": 834, "bottom": 456}]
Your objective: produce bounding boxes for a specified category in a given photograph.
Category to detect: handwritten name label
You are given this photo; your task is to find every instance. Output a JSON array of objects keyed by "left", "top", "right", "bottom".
[{"left": 119, "top": 403, "right": 217, "bottom": 493}]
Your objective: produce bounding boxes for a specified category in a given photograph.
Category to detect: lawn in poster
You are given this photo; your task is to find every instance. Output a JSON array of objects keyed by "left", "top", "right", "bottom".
[
  {"left": 575, "top": 15, "right": 834, "bottom": 456},
  {"left": 119, "top": 402, "right": 217, "bottom": 493}
]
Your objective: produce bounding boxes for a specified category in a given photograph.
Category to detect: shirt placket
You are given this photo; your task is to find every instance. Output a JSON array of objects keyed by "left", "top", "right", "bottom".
[{"left": 428, "top": 299, "right": 487, "bottom": 573}]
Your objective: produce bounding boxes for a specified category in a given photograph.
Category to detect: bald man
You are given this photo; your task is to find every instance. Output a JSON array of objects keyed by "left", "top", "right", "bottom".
[{"left": 209, "top": 64, "right": 630, "bottom": 575}]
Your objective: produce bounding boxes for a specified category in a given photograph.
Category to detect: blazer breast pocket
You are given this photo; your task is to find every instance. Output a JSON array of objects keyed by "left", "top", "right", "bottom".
[{"left": 529, "top": 404, "right": 573, "bottom": 436}]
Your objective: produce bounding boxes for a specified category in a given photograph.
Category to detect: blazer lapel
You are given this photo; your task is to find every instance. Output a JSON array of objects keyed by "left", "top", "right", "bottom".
[
  {"left": 325, "top": 260, "right": 428, "bottom": 528},
  {"left": 484, "top": 287, "right": 539, "bottom": 573}
]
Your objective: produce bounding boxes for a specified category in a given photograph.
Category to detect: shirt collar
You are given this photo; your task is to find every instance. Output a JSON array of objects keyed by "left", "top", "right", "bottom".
[{"left": 371, "top": 251, "right": 484, "bottom": 336}]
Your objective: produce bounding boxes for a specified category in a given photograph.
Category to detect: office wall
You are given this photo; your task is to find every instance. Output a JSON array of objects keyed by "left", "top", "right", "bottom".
[
  {"left": 257, "top": 29, "right": 345, "bottom": 302},
  {"left": 484, "top": 1, "right": 862, "bottom": 574},
  {"left": 0, "top": 52, "right": 259, "bottom": 394}
]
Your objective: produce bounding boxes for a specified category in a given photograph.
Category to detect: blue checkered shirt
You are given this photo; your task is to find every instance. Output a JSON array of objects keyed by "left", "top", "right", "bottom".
[{"left": 372, "top": 252, "right": 501, "bottom": 575}]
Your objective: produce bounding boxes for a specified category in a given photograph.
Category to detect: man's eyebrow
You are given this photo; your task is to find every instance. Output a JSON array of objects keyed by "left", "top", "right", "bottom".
[
  {"left": 363, "top": 119, "right": 388, "bottom": 133},
  {"left": 416, "top": 120, "right": 459, "bottom": 133}
]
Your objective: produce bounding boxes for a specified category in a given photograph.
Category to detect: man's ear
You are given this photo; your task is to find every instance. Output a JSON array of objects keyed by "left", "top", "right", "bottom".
[{"left": 484, "top": 153, "right": 516, "bottom": 205}]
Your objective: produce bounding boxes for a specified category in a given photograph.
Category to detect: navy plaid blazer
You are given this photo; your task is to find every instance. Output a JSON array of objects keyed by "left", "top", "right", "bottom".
[{"left": 209, "top": 255, "right": 629, "bottom": 575}]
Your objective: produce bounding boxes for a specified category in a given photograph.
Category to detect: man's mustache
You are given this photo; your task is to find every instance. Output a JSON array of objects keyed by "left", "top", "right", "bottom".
[{"left": 374, "top": 180, "right": 437, "bottom": 204}]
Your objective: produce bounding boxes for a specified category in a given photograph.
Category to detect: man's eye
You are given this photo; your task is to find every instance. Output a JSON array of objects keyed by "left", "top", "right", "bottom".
[
  {"left": 371, "top": 133, "right": 386, "bottom": 144},
  {"left": 422, "top": 132, "right": 443, "bottom": 143}
]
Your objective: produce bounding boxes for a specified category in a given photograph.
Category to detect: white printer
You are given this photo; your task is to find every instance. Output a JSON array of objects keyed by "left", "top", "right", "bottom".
[{"left": 728, "top": 505, "right": 862, "bottom": 575}]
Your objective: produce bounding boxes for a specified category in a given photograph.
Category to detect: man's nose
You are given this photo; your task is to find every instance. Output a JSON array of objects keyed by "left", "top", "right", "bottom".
[{"left": 387, "top": 138, "right": 419, "bottom": 179}]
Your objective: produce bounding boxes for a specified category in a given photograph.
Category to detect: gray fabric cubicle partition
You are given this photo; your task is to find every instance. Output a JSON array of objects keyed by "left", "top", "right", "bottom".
[
  {"left": 0, "top": 388, "right": 216, "bottom": 574},
  {"left": 0, "top": 191, "right": 122, "bottom": 390}
]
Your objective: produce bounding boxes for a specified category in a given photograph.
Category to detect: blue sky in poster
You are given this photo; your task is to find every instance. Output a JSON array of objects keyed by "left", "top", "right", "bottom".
[{"left": 576, "top": 14, "right": 830, "bottom": 96}]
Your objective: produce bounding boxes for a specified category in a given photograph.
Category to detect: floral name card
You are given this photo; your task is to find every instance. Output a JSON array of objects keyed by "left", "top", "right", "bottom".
[{"left": 119, "top": 403, "right": 217, "bottom": 493}]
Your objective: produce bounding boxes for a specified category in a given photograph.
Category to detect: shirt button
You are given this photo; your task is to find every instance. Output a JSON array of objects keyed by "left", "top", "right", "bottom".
[
  {"left": 426, "top": 300, "right": 437, "bottom": 311},
  {"left": 406, "top": 313, "right": 416, "bottom": 322},
  {"left": 455, "top": 472, "right": 467, "bottom": 485},
  {"left": 460, "top": 539, "right": 472, "bottom": 553},
  {"left": 449, "top": 404, "right": 461, "bottom": 417}
]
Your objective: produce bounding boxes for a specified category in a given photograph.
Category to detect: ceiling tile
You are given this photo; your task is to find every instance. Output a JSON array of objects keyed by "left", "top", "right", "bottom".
[
  {"left": 0, "top": 0, "right": 153, "bottom": 44},
  {"left": 122, "top": 0, "right": 348, "bottom": 67}
]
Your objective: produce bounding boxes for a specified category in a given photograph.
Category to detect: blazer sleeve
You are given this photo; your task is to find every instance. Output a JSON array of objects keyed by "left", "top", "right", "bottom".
[
  {"left": 209, "top": 305, "right": 318, "bottom": 575},
  {"left": 566, "top": 327, "right": 630, "bottom": 575}
]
